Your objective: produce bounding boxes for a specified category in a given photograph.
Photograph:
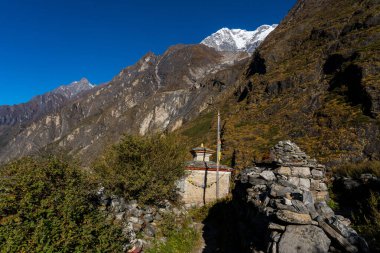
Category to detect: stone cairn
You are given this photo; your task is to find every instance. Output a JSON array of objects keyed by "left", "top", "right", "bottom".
[
  {"left": 239, "top": 140, "right": 369, "bottom": 253},
  {"left": 97, "top": 187, "right": 188, "bottom": 253}
]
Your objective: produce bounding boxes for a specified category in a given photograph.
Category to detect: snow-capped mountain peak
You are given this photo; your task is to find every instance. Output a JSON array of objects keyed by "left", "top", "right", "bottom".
[
  {"left": 201, "top": 24, "right": 277, "bottom": 53},
  {"left": 53, "top": 77, "right": 95, "bottom": 99}
]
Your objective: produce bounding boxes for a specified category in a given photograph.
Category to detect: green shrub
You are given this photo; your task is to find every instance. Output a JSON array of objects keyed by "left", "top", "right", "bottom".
[
  {"left": 159, "top": 212, "right": 180, "bottom": 237},
  {"left": 145, "top": 214, "right": 200, "bottom": 253},
  {"left": 0, "top": 157, "right": 126, "bottom": 252},
  {"left": 352, "top": 192, "right": 380, "bottom": 251},
  {"left": 327, "top": 184, "right": 340, "bottom": 210},
  {"left": 94, "top": 134, "right": 187, "bottom": 204}
]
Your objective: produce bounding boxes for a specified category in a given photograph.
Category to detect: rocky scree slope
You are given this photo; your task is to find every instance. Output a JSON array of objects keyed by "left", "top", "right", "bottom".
[
  {"left": 0, "top": 45, "right": 249, "bottom": 165},
  {"left": 181, "top": 0, "right": 380, "bottom": 168}
]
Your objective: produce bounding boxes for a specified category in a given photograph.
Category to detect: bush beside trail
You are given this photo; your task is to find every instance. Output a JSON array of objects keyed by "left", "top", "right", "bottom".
[
  {"left": 94, "top": 134, "right": 187, "bottom": 205},
  {"left": 0, "top": 157, "right": 126, "bottom": 252}
]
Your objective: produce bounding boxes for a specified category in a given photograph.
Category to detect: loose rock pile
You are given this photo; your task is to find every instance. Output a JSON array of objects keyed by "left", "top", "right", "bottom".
[
  {"left": 97, "top": 188, "right": 188, "bottom": 252},
  {"left": 239, "top": 141, "right": 369, "bottom": 253}
]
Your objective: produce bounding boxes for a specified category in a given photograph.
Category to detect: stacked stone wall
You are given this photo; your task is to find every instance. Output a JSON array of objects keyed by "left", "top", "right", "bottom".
[
  {"left": 97, "top": 188, "right": 188, "bottom": 252},
  {"left": 238, "top": 141, "right": 369, "bottom": 253}
]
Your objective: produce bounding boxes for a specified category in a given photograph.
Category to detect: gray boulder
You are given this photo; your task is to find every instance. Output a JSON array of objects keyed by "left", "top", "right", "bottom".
[
  {"left": 291, "top": 199, "right": 309, "bottom": 214},
  {"left": 276, "top": 210, "right": 312, "bottom": 225},
  {"left": 278, "top": 225, "right": 330, "bottom": 253},
  {"left": 311, "top": 169, "right": 324, "bottom": 179},
  {"left": 144, "top": 224, "right": 156, "bottom": 237},
  {"left": 260, "top": 170, "right": 277, "bottom": 181},
  {"left": 315, "top": 201, "right": 334, "bottom": 219},
  {"left": 143, "top": 214, "right": 154, "bottom": 223}
]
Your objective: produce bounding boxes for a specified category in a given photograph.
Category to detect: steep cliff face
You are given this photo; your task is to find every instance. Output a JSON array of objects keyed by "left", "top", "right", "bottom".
[
  {"left": 0, "top": 44, "right": 249, "bottom": 165},
  {"left": 179, "top": 0, "right": 380, "bottom": 168}
]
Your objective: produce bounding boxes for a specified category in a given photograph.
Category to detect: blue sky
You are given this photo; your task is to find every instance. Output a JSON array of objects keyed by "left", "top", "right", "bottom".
[{"left": 0, "top": 0, "right": 295, "bottom": 106}]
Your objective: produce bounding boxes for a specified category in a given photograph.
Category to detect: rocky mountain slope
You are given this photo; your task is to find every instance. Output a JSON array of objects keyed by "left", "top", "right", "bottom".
[
  {"left": 201, "top": 25, "right": 277, "bottom": 52},
  {"left": 0, "top": 78, "right": 94, "bottom": 148},
  {"left": 53, "top": 78, "right": 94, "bottom": 99},
  {"left": 179, "top": 0, "right": 380, "bottom": 168},
  {"left": 0, "top": 45, "right": 249, "bottom": 165},
  {"left": 0, "top": 78, "right": 93, "bottom": 125},
  {"left": 0, "top": 22, "right": 276, "bottom": 165}
]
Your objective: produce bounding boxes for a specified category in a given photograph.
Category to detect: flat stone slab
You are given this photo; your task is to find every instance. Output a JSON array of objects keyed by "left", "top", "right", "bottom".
[
  {"left": 278, "top": 225, "right": 331, "bottom": 253},
  {"left": 288, "top": 177, "right": 300, "bottom": 187},
  {"left": 270, "top": 184, "right": 293, "bottom": 198},
  {"left": 260, "top": 170, "right": 276, "bottom": 181},
  {"left": 291, "top": 167, "right": 311, "bottom": 177},
  {"left": 318, "top": 219, "right": 359, "bottom": 253},
  {"left": 276, "top": 210, "right": 312, "bottom": 224},
  {"left": 277, "top": 166, "right": 291, "bottom": 176},
  {"left": 268, "top": 222, "right": 286, "bottom": 231},
  {"left": 315, "top": 201, "right": 335, "bottom": 219},
  {"left": 299, "top": 178, "right": 310, "bottom": 190},
  {"left": 311, "top": 169, "right": 324, "bottom": 179},
  {"left": 291, "top": 199, "right": 309, "bottom": 214},
  {"left": 249, "top": 177, "right": 267, "bottom": 185}
]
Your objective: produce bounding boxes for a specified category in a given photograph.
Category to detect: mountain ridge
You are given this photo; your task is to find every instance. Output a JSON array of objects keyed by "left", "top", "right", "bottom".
[
  {"left": 179, "top": 0, "right": 380, "bottom": 169},
  {"left": 201, "top": 24, "right": 277, "bottom": 52},
  {"left": 53, "top": 77, "right": 94, "bottom": 99},
  {"left": 0, "top": 44, "right": 249, "bottom": 165},
  {"left": 0, "top": 77, "right": 94, "bottom": 126}
]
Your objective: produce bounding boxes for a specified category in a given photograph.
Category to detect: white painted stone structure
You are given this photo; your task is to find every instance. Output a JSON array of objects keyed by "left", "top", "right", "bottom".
[
  {"left": 191, "top": 144, "right": 214, "bottom": 162},
  {"left": 179, "top": 144, "right": 233, "bottom": 205}
]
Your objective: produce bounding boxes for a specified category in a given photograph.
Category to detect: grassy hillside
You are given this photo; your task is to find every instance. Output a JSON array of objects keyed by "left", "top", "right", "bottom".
[{"left": 178, "top": 0, "right": 380, "bottom": 170}]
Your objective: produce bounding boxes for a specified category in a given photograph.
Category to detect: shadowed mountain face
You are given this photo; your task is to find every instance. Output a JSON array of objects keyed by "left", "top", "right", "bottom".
[
  {"left": 0, "top": 44, "right": 249, "bottom": 165},
  {"left": 178, "top": 0, "right": 380, "bottom": 168}
]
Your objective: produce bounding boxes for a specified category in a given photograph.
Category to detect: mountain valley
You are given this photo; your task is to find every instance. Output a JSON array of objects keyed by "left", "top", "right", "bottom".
[{"left": 1, "top": 0, "right": 380, "bottom": 252}]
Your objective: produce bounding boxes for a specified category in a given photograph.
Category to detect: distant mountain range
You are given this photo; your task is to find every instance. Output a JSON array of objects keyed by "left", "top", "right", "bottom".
[
  {"left": 0, "top": 41, "right": 251, "bottom": 164},
  {"left": 0, "top": 24, "right": 275, "bottom": 147},
  {"left": 0, "top": 78, "right": 93, "bottom": 127}
]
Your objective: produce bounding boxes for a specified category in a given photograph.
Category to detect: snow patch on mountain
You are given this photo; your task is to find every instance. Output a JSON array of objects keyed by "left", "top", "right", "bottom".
[{"left": 201, "top": 24, "right": 277, "bottom": 53}]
